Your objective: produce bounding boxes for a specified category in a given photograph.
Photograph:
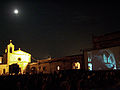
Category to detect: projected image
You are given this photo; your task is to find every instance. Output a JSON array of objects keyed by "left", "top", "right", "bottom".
[{"left": 87, "top": 46, "right": 120, "bottom": 70}]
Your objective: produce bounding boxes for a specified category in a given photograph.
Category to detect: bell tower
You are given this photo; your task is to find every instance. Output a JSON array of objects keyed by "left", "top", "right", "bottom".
[
  {"left": 7, "top": 40, "right": 15, "bottom": 65},
  {"left": 7, "top": 40, "right": 15, "bottom": 54}
]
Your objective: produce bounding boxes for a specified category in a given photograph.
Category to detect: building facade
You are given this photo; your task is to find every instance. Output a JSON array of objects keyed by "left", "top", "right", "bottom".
[
  {"left": 29, "top": 55, "right": 84, "bottom": 74},
  {"left": 0, "top": 40, "right": 31, "bottom": 75}
]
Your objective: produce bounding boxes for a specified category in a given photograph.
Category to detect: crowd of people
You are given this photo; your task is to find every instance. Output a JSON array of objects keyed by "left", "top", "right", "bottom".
[{"left": 0, "top": 70, "right": 120, "bottom": 90}]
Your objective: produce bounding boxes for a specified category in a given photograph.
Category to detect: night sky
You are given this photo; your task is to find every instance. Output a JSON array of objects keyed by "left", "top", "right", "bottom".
[{"left": 0, "top": 1, "right": 120, "bottom": 59}]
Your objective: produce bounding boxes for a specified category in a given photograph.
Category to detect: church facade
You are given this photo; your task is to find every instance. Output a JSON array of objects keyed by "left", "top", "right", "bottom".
[{"left": 0, "top": 40, "right": 31, "bottom": 75}]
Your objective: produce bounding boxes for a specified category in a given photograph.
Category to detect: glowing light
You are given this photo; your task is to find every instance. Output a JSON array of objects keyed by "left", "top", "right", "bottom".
[
  {"left": 88, "top": 63, "right": 92, "bottom": 70},
  {"left": 73, "top": 62, "right": 80, "bottom": 69},
  {"left": 88, "top": 57, "right": 92, "bottom": 62},
  {"left": 57, "top": 66, "right": 60, "bottom": 70},
  {"left": 14, "top": 9, "right": 19, "bottom": 14},
  {"left": 0, "top": 57, "right": 2, "bottom": 63}
]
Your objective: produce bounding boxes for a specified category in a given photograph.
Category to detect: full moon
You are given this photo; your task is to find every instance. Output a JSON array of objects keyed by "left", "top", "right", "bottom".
[{"left": 14, "top": 9, "right": 19, "bottom": 14}]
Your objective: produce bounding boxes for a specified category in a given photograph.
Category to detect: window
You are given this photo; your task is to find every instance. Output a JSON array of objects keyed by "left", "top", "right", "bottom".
[
  {"left": 0, "top": 57, "right": 2, "bottom": 63},
  {"left": 88, "top": 63, "right": 92, "bottom": 71},
  {"left": 88, "top": 57, "right": 92, "bottom": 71},
  {"left": 18, "top": 58, "right": 21, "bottom": 61},
  {"left": 57, "top": 66, "right": 60, "bottom": 70},
  {"left": 3, "top": 69, "right": 5, "bottom": 74},
  {"left": 43, "top": 66, "right": 46, "bottom": 71},
  {"left": 10, "top": 47, "right": 12, "bottom": 53},
  {"left": 73, "top": 62, "right": 80, "bottom": 69}
]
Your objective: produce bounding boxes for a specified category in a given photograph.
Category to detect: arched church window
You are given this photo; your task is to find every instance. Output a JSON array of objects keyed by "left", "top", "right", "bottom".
[{"left": 10, "top": 47, "right": 12, "bottom": 53}]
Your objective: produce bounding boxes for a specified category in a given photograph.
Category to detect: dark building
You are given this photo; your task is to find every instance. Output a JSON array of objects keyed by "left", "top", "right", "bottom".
[
  {"left": 29, "top": 54, "right": 84, "bottom": 74},
  {"left": 83, "top": 31, "right": 120, "bottom": 71},
  {"left": 28, "top": 31, "right": 120, "bottom": 73},
  {"left": 93, "top": 31, "right": 120, "bottom": 49}
]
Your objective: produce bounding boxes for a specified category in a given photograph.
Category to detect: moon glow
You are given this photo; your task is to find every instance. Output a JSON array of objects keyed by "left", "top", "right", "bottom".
[{"left": 14, "top": 9, "right": 19, "bottom": 14}]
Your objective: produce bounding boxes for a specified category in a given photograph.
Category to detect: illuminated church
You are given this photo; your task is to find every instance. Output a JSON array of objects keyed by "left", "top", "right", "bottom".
[{"left": 0, "top": 40, "right": 31, "bottom": 75}]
